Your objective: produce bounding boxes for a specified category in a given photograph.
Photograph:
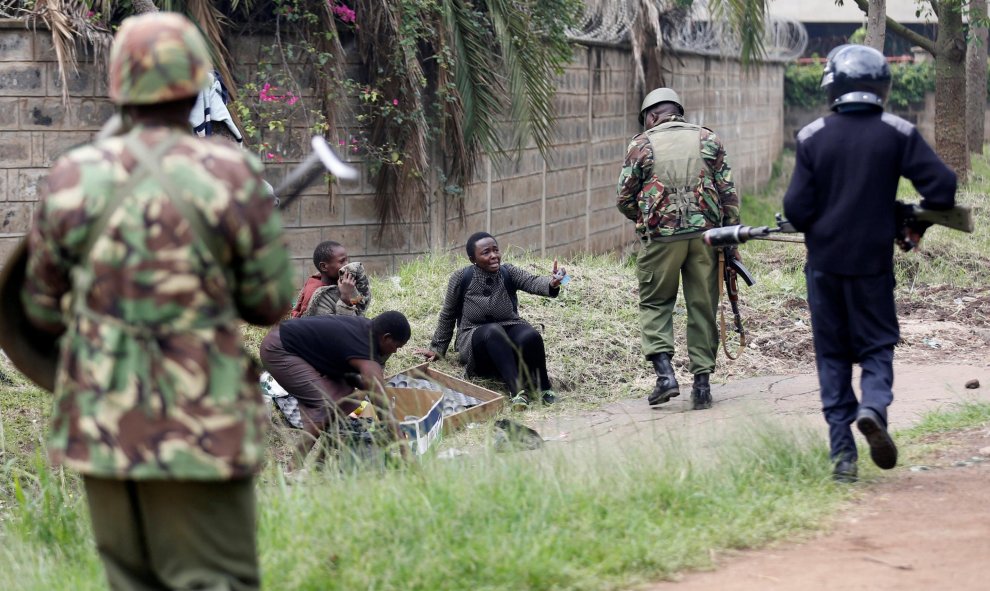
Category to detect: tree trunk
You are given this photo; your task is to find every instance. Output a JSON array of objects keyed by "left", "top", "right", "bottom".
[
  {"left": 935, "top": 2, "right": 969, "bottom": 182},
  {"left": 865, "top": 0, "right": 887, "bottom": 51},
  {"left": 966, "top": 0, "right": 988, "bottom": 154},
  {"left": 132, "top": 0, "right": 158, "bottom": 14}
]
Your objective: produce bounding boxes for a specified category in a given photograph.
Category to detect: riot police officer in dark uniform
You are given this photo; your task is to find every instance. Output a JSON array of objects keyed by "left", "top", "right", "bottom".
[{"left": 782, "top": 45, "right": 957, "bottom": 482}]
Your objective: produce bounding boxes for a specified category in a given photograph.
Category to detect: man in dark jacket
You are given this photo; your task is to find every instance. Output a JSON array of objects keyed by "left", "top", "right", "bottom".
[
  {"left": 783, "top": 45, "right": 956, "bottom": 482},
  {"left": 260, "top": 311, "right": 411, "bottom": 463}
]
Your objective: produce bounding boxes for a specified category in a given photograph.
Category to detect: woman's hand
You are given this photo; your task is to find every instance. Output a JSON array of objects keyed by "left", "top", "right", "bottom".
[
  {"left": 415, "top": 348, "right": 439, "bottom": 362},
  {"left": 550, "top": 267, "right": 567, "bottom": 288},
  {"left": 338, "top": 269, "right": 358, "bottom": 303}
]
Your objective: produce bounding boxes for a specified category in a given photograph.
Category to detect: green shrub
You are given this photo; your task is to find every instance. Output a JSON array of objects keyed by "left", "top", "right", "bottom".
[{"left": 785, "top": 61, "right": 936, "bottom": 110}]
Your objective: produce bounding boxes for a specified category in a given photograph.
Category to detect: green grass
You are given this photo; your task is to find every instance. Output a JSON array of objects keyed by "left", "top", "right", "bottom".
[
  {"left": 2, "top": 149, "right": 990, "bottom": 590},
  {"left": 0, "top": 419, "right": 844, "bottom": 591}
]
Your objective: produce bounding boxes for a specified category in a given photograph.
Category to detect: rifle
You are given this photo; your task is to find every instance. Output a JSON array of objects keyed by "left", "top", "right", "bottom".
[
  {"left": 702, "top": 214, "right": 797, "bottom": 247},
  {"left": 896, "top": 202, "right": 974, "bottom": 251},
  {"left": 703, "top": 204, "right": 974, "bottom": 248},
  {"left": 273, "top": 135, "right": 359, "bottom": 208},
  {"left": 719, "top": 248, "right": 752, "bottom": 360}
]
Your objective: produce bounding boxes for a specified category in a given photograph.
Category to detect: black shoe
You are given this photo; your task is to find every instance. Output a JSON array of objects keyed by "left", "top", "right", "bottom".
[
  {"left": 833, "top": 459, "right": 858, "bottom": 483},
  {"left": 690, "top": 373, "right": 712, "bottom": 410},
  {"left": 856, "top": 408, "right": 898, "bottom": 470},
  {"left": 647, "top": 353, "right": 680, "bottom": 406}
]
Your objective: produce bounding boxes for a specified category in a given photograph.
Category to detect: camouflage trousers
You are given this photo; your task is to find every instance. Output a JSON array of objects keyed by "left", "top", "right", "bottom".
[
  {"left": 636, "top": 237, "right": 719, "bottom": 375},
  {"left": 83, "top": 476, "right": 259, "bottom": 591}
]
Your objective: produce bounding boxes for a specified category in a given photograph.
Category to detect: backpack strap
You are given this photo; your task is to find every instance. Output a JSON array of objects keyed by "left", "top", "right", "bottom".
[
  {"left": 70, "top": 136, "right": 180, "bottom": 317},
  {"left": 500, "top": 266, "right": 518, "bottom": 313},
  {"left": 453, "top": 266, "right": 475, "bottom": 330},
  {"left": 125, "top": 134, "right": 232, "bottom": 283}
]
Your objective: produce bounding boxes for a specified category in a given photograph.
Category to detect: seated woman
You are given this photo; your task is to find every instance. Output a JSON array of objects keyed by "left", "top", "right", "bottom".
[{"left": 419, "top": 232, "right": 565, "bottom": 411}]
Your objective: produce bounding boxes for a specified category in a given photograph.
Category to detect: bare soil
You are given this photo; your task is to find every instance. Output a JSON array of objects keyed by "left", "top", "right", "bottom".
[{"left": 641, "top": 427, "right": 990, "bottom": 591}]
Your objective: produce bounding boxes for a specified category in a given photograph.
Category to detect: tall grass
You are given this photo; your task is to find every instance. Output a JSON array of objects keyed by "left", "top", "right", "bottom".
[{"left": 1, "top": 420, "right": 842, "bottom": 591}]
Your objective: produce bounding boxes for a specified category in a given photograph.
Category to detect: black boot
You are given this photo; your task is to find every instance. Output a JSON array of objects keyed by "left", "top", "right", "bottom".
[
  {"left": 690, "top": 373, "right": 712, "bottom": 410},
  {"left": 647, "top": 353, "right": 680, "bottom": 406}
]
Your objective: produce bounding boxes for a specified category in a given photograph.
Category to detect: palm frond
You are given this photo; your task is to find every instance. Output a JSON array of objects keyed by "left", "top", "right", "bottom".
[
  {"left": 354, "top": 0, "right": 430, "bottom": 232},
  {"left": 484, "top": 0, "right": 572, "bottom": 158},
  {"left": 630, "top": 0, "right": 665, "bottom": 90},
  {"left": 709, "top": 0, "right": 767, "bottom": 66},
  {"left": 440, "top": 0, "right": 506, "bottom": 184},
  {"left": 28, "top": 0, "right": 113, "bottom": 105}
]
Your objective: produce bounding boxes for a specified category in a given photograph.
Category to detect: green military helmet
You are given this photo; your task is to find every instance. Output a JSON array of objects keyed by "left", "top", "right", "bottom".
[
  {"left": 639, "top": 87, "right": 684, "bottom": 125},
  {"left": 108, "top": 12, "right": 213, "bottom": 106}
]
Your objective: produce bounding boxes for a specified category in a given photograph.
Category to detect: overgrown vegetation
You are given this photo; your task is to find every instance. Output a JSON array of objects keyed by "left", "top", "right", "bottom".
[{"left": 6, "top": 0, "right": 582, "bottom": 229}]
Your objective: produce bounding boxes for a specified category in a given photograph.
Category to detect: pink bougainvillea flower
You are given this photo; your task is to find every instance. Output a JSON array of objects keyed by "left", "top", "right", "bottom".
[
  {"left": 339, "top": 140, "right": 346, "bottom": 146},
  {"left": 331, "top": 2, "right": 356, "bottom": 24},
  {"left": 260, "top": 82, "right": 278, "bottom": 102},
  {"left": 392, "top": 99, "right": 398, "bottom": 106},
  {"left": 287, "top": 95, "right": 299, "bottom": 106},
  {"left": 266, "top": 152, "right": 275, "bottom": 159}
]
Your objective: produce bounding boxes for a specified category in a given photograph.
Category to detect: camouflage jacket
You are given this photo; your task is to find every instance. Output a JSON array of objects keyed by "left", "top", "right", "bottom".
[
  {"left": 22, "top": 123, "right": 295, "bottom": 480},
  {"left": 616, "top": 116, "right": 740, "bottom": 239}
]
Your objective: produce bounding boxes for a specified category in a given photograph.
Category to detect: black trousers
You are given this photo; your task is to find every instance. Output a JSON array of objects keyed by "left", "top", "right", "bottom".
[
  {"left": 806, "top": 268, "right": 899, "bottom": 462},
  {"left": 471, "top": 323, "right": 552, "bottom": 395}
]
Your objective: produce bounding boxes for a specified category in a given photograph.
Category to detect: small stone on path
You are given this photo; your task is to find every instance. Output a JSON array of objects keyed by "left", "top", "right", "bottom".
[
  {"left": 978, "top": 446, "right": 990, "bottom": 456},
  {"left": 965, "top": 379, "right": 980, "bottom": 389}
]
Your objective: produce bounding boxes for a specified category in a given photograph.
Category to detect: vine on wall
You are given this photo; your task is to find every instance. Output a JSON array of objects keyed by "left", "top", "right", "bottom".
[
  {"left": 228, "top": 0, "right": 583, "bottom": 230},
  {"left": 10, "top": 0, "right": 582, "bottom": 230}
]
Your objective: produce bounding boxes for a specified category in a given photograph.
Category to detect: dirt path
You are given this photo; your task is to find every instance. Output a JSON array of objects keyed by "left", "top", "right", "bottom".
[{"left": 641, "top": 427, "right": 990, "bottom": 590}]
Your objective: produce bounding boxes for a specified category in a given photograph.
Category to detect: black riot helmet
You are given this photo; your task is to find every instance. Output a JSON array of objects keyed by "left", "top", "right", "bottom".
[{"left": 820, "top": 44, "right": 891, "bottom": 111}]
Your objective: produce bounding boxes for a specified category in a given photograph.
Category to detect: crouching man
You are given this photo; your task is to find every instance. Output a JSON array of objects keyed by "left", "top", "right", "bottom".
[{"left": 260, "top": 311, "right": 411, "bottom": 464}]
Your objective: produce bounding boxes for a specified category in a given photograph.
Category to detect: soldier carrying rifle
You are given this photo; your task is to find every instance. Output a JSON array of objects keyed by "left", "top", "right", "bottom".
[
  {"left": 782, "top": 45, "right": 957, "bottom": 483},
  {"left": 616, "top": 88, "right": 742, "bottom": 411}
]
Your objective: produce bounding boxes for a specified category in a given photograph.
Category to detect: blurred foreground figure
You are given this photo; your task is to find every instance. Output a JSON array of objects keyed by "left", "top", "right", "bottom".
[
  {"left": 782, "top": 45, "right": 956, "bottom": 483},
  {"left": 21, "top": 12, "right": 294, "bottom": 589}
]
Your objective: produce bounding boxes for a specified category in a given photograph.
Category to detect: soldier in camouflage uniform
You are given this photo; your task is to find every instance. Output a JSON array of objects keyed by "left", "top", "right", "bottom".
[
  {"left": 616, "top": 88, "right": 741, "bottom": 410},
  {"left": 21, "top": 12, "right": 295, "bottom": 590}
]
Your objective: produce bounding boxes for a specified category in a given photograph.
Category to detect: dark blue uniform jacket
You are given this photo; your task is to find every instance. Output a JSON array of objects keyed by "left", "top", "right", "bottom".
[{"left": 783, "top": 110, "right": 956, "bottom": 275}]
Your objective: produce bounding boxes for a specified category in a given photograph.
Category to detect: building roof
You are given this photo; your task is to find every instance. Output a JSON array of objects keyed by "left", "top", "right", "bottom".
[{"left": 769, "top": 0, "right": 935, "bottom": 24}]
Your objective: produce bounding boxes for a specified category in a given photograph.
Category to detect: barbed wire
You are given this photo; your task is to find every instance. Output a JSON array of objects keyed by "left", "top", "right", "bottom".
[
  {"left": 565, "top": 0, "right": 637, "bottom": 44},
  {"left": 567, "top": 0, "right": 808, "bottom": 63},
  {"left": 0, "top": 1, "right": 22, "bottom": 18}
]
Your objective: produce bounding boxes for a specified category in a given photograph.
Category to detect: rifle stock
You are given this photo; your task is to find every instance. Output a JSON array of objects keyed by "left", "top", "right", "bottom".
[{"left": 907, "top": 204, "right": 974, "bottom": 233}]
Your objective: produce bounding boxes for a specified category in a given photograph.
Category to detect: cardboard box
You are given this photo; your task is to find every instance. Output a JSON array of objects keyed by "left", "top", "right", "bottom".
[
  {"left": 391, "top": 363, "right": 505, "bottom": 435},
  {"left": 387, "top": 386, "right": 444, "bottom": 456}
]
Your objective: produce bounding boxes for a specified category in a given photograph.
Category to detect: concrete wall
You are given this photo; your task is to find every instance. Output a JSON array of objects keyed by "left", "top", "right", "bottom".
[{"left": 1, "top": 21, "right": 786, "bottom": 279}]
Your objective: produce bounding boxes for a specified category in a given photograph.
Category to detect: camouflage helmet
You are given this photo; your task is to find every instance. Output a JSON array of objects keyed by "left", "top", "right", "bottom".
[
  {"left": 639, "top": 87, "right": 684, "bottom": 125},
  {"left": 109, "top": 12, "right": 213, "bottom": 105}
]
